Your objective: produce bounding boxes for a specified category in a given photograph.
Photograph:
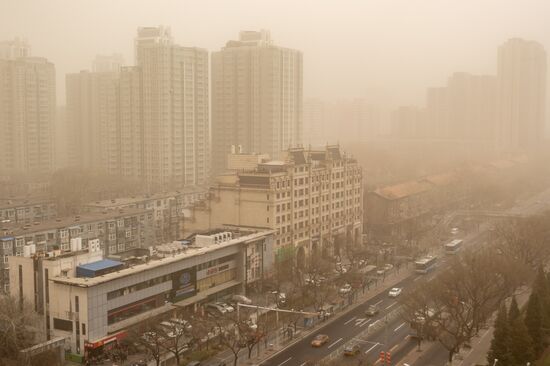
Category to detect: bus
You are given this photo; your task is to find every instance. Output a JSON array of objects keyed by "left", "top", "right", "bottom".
[
  {"left": 414, "top": 256, "right": 437, "bottom": 274},
  {"left": 445, "top": 239, "right": 463, "bottom": 255}
]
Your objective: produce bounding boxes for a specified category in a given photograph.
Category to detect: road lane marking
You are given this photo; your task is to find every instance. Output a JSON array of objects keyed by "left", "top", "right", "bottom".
[
  {"left": 359, "top": 319, "right": 371, "bottom": 327},
  {"left": 278, "top": 357, "right": 292, "bottom": 366},
  {"left": 299, "top": 363, "right": 308, "bottom": 366},
  {"left": 389, "top": 343, "right": 399, "bottom": 352},
  {"left": 374, "top": 299, "right": 384, "bottom": 306},
  {"left": 365, "top": 342, "right": 380, "bottom": 354},
  {"left": 413, "top": 276, "right": 421, "bottom": 281},
  {"left": 385, "top": 302, "right": 396, "bottom": 310},
  {"left": 328, "top": 337, "right": 343, "bottom": 349},
  {"left": 344, "top": 316, "right": 357, "bottom": 325},
  {"left": 394, "top": 322, "right": 406, "bottom": 332},
  {"left": 370, "top": 320, "right": 380, "bottom": 328}
]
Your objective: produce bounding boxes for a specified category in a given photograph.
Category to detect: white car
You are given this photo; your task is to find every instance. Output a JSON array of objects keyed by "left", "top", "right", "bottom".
[
  {"left": 216, "top": 302, "right": 235, "bottom": 312},
  {"left": 388, "top": 287, "right": 402, "bottom": 297},
  {"left": 451, "top": 227, "right": 459, "bottom": 235},
  {"left": 339, "top": 284, "right": 352, "bottom": 295}
]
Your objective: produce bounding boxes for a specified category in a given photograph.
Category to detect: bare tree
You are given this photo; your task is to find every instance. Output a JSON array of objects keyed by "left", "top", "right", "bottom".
[
  {"left": 0, "top": 296, "right": 45, "bottom": 365},
  {"left": 128, "top": 320, "right": 165, "bottom": 366}
]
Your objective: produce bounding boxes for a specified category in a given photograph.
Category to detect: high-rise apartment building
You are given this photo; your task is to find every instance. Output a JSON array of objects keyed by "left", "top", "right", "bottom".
[
  {"left": 185, "top": 146, "right": 363, "bottom": 266},
  {"left": 211, "top": 30, "right": 303, "bottom": 174},
  {"left": 0, "top": 48, "right": 55, "bottom": 176},
  {"left": 0, "top": 38, "right": 30, "bottom": 60},
  {"left": 66, "top": 27, "right": 210, "bottom": 188},
  {"left": 497, "top": 38, "right": 547, "bottom": 151},
  {"left": 92, "top": 53, "right": 124, "bottom": 72}
]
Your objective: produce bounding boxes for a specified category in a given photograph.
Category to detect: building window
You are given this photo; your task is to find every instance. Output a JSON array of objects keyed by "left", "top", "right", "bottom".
[
  {"left": 3, "top": 255, "right": 8, "bottom": 263},
  {"left": 82, "top": 323, "right": 86, "bottom": 335}
]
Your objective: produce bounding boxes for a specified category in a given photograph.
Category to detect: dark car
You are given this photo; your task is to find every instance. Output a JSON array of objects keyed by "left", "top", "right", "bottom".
[{"left": 343, "top": 344, "right": 360, "bottom": 356}]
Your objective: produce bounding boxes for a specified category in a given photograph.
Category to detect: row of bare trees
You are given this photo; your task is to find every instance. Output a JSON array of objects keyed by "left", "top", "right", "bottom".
[{"left": 400, "top": 211, "right": 550, "bottom": 363}]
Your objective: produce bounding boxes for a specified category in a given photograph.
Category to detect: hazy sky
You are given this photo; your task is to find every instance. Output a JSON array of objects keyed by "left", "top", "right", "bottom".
[{"left": 2, "top": 0, "right": 549, "bottom": 107}]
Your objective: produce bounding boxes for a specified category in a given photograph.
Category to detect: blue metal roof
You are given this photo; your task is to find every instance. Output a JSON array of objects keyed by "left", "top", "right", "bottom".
[
  {"left": 78, "top": 259, "right": 123, "bottom": 271},
  {"left": 0, "top": 236, "right": 15, "bottom": 241}
]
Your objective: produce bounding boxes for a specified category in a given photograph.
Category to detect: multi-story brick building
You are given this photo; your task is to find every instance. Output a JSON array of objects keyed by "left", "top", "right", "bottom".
[
  {"left": 84, "top": 187, "right": 207, "bottom": 244},
  {"left": 185, "top": 146, "right": 363, "bottom": 266},
  {"left": 0, "top": 209, "right": 154, "bottom": 293},
  {"left": 0, "top": 197, "right": 57, "bottom": 224}
]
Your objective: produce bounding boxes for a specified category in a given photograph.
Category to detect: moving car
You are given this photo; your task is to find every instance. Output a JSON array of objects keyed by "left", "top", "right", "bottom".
[
  {"left": 388, "top": 287, "right": 402, "bottom": 297},
  {"left": 343, "top": 344, "right": 361, "bottom": 356},
  {"left": 310, "top": 334, "right": 330, "bottom": 347},
  {"left": 339, "top": 283, "right": 352, "bottom": 295},
  {"left": 365, "top": 304, "right": 379, "bottom": 316}
]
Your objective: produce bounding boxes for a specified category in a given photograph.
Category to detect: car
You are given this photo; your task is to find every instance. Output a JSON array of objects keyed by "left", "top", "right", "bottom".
[
  {"left": 277, "top": 292, "right": 287, "bottom": 306},
  {"left": 216, "top": 302, "right": 235, "bottom": 312},
  {"left": 187, "top": 361, "right": 202, "bottom": 366},
  {"left": 376, "top": 268, "right": 386, "bottom": 276},
  {"left": 365, "top": 304, "right": 379, "bottom": 316},
  {"left": 170, "top": 318, "right": 193, "bottom": 330},
  {"left": 245, "top": 320, "right": 258, "bottom": 330},
  {"left": 207, "top": 303, "right": 227, "bottom": 315},
  {"left": 339, "top": 284, "right": 352, "bottom": 295},
  {"left": 310, "top": 334, "right": 330, "bottom": 347},
  {"left": 388, "top": 287, "right": 402, "bottom": 297},
  {"left": 451, "top": 227, "right": 459, "bottom": 235},
  {"left": 343, "top": 344, "right": 361, "bottom": 356},
  {"left": 384, "top": 263, "right": 394, "bottom": 271},
  {"left": 358, "top": 259, "right": 367, "bottom": 267}
]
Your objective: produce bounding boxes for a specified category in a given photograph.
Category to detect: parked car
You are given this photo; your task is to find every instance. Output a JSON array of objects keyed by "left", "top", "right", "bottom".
[
  {"left": 388, "top": 287, "right": 402, "bottom": 297},
  {"left": 384, "top": 263, "right": 394, "bottom": 271},
  {"left": 339, "top": 283, "right": 352, "bottom": 295},
  {"left": 170, "top": 318, "right": 192, "bottom": 331},
  {"left": 343, "top": 344, "right": 361, "bottom": 356},
  {"left": 365, "top": 304, "right": 379, "bottom": 316},
  {"left": 207, "top": 303, "right": 227, "bottom": 315},
  {"left": 277, "top": 292, "right": 287, "bottom": 306},
  {"left": 216, "top": 302, "right": 235, "bottom": 312},
  {"left": 311, "top": 334, "right": 330, "bottom": 347},
  {"left": 376, "top": 268, "right": 386, "bottom": 276},
  {"left": 451, "top": 227, "right": 459, "bottom": 235}
]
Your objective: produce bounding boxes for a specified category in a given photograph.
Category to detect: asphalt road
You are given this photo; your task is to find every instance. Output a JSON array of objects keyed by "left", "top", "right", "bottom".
[{"left": 260, "top": 230, "right": 492, "bottom": 366}]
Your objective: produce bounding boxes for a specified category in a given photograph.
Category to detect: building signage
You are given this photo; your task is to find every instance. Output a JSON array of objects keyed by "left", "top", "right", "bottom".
[{"left": 171, "top": 268, "right": 196, "bottom": 301}]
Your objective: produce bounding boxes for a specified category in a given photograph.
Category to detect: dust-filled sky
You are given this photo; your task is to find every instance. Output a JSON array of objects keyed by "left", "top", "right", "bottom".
[{"left": 2, "top": 0, "right": 549, "bottom": 107}]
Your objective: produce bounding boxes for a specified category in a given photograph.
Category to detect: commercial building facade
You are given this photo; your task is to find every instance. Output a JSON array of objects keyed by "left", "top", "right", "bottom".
[
  {"left": 186, "top": 146, "right": 363, "bottom": 266},
  {"left": 9, "top": 229, "right": 274, "bottom": 356}
]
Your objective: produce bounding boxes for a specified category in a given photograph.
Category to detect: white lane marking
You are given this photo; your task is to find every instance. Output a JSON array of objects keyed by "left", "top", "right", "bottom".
[
  {"left": 385, "top": 302, "right": 396, "bottom": 310},
  {"left": 328, "top": 337, "right": 343, "bottom": 349},
  {"left": 359, "top": 319, "right": 372, "bottom": 327},
  {"left": 389, "top": 343, "right": 399, "bottom": 352},
  {"left": 374, "top": 299, "right": 384, "bottom": 306},
  {"left": 394, "top": 322, "right": 406, "bottom": 332},
  {"left": 365, "top": 342, "right": 380, "bottom": 354},
  {"left": 299, "top": 363, "right": 308, "bottom": 366},
  {"left": 413, "top": 276, "right": 421, "bottom": 281},
  {"left": 370, "top": 320, "right": 380, "bottom": 328},
  {"left": 278, "top": 357, "right": 292, "bottom": 366},
  {"left": 344, "top": 316, "right": 357, "bottom": 325}
]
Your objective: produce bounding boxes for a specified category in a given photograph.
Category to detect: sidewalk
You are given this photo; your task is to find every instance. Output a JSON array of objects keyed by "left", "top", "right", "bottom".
[
  {"left": 205, "top": 265, "right": 416, "bottom": 366},
  {"left": 398, "top": 341, "right": 437, "bottom": 366}
]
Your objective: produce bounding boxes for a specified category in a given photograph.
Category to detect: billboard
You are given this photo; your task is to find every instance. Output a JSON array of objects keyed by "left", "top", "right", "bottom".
[{"left": 171, "top": 267, "right": 196, "bottom": 301}]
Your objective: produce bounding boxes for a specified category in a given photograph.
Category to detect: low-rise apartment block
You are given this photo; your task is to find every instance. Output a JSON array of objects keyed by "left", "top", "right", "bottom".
[
  {"left": 9, "top": 228, "right": 274, "bottom": 356},
  {"left": 0, "top": 197, "right": 57, "bottom": 224},
  {"left": 186, "top": 146, "right": 363, "bottom": 266},
  {"left": 0, "top": 209, "right": 154, "bottom": 293},
  {"left": 84, "top": 187, "right": 207, "bottom": 244}
]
